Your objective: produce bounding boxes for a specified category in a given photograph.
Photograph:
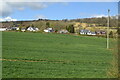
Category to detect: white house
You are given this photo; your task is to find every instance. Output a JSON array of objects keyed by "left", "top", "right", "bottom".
[
  {"left": 21, "top": 28, "right": 26, "bottom": 32},
  {"left": 7, "top": 27, "right": 12, "bottom": 31},
  {"left": 35, "top": 28, "right": 39, "bottom": 31},
  {"left": 27, "top": 27, "right": 35, "bottom": 31},
  {"left": 58, "top": 29, "right": 69, "bottom": 34},
  {"left": 80, "top": 29, "right": 90, "bottom": 35},
  {"left": 80, "top": 29, "right": 96, "bottom": 35},
  {"left": 87, "top": 32, "right": 96, "bottom": 35},
  {"left": 44, "top": 28, "right": 53, "bottom": 32},
  {"left": 10, "top": 27, "right": 19, "bottom": 31},
  {"left": 27, "top": 27, "right": 39, "bottom": 32},
  {"left": 0, "top": 28, "right": 7, "bottom": 31},
  {"left": 16, "top": 27, "right": 19, "bottom": 31}
]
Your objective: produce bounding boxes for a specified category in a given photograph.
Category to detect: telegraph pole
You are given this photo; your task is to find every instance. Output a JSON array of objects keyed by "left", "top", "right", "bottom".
[{"left": 107, "top": 9, "right": 110, "bottom": 49}]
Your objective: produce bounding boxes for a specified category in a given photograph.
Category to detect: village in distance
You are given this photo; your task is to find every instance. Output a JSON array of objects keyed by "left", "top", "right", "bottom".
[{"left": 0, "top": 16, "right": 118, "bottom": 37}]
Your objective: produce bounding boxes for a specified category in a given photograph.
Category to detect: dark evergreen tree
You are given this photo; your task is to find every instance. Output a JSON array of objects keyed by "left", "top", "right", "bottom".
[{"left": 46, "top": 22, "right": 50, "bottom": 28}]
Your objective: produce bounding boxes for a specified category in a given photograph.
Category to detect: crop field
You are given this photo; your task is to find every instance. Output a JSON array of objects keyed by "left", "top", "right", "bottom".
[{"left": 2, "top": 32, "right": 114, "bottom": 78}]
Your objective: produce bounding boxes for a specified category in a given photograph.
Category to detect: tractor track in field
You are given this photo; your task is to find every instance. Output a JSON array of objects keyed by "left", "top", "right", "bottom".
[
  {"left": 0, "top": 58, "right": 108, "bottom": 65},
  {"left": 0, "top": 58, "right": 69, "bottom": 63}
]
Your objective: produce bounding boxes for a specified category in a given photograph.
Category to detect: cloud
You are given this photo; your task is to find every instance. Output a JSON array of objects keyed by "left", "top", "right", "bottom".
[
  {"left": 35, "top": 15, "right": 47, "bottom": 19},
  {"left": 0, "top": 2, "right": 13, "bottom": 17},
  {"left": 7, "top": 2, "right": 48, "bottom": 10},
  {"left": 17, "top": 7, "right": 25, "bottom": 11},
  {"left": 0, "top": 1, "right": 49, "bottom": 17},
  {"left": 91, "top": 14, "right": 108, "bottom": 18},
  {"left": 0, "top": 1, "right": 70, "bottom": 17},
  {"left": 0, "top": 16, "right": 17, "bottom": 22}
]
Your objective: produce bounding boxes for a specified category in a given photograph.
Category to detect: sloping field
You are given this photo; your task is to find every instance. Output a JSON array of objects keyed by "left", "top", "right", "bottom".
[{"left": 2, "top": 32, "right": 113, "bottom": 78}]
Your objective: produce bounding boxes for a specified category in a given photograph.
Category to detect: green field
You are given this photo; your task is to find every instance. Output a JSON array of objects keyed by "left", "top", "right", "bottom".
[{"left": 2, "top": 32, "right": 113, "bottom": 78}]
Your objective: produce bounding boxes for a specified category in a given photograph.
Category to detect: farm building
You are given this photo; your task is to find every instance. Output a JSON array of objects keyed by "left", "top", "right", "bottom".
[{"left": 44, "top": 28, "right": 54, "bottom": 32}]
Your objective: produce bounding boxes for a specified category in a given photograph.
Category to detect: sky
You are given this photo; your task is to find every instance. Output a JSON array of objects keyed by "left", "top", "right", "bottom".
[{"left": 0, "top": 2, "right": 118, "bottom": 21}]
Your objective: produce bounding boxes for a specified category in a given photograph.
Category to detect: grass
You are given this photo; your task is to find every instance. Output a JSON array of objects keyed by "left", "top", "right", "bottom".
[{"left": 2, "top": 32, "right": 113, "bottom": 78}]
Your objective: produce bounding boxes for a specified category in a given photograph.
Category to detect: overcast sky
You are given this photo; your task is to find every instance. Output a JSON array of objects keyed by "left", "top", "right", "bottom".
[{"left": 0, "top": 1, "right": 118, "bottom": 21}]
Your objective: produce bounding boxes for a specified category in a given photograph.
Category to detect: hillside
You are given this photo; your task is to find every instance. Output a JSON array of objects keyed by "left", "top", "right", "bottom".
[{"left": 0, "top": 17, "right": 118, "bottom": 30}]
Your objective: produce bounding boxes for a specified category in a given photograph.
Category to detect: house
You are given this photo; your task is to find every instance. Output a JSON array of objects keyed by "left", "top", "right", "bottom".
[
  {"left": 26, "top": 26, "right": 39, "bottom": 32},
  {"left": 95, "top": 31, "right": 101, "bottom": 35},
  {"left": 35, "top": 28, "right": 39, "bottom": 31},
  {"left": 0, "top": 28, "right": 7, "bottom": 31},
  {"left": 10, "top": 27, "right": 19, "bottom": 31},
  {"left": 7, "top": 27, "right": 12, "bottom": 31},
  {"left": 11, "top": 27, "right": 17, "bottom": 30},
  {"left": 80, "top": 29, "right": 90, "bottom": 35},
  {"left": 21, "top": 28, "right": 26, "bottom": 32},
  {"left": 100, "top": 31, "right": 106, "bottom": 34},
  {"left": 44, "top": 28, "right": 54, "bottom": 32},
  {"left": 58, "top": 29, "right": 69, "bottom": 34},
  {"left": 95, "top": 30, "right": 106, "bottom": 35},
  {"left": 87, "top": 32, "right": 96, "bottom": 35},
  {"left": 80, "top": 29, "right": 96, "bottom": 35},
  {"left": 16, "top": 27, "right": 19, "bottom": 30}
]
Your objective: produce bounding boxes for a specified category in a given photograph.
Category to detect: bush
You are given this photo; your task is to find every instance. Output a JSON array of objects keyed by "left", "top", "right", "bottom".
[{"left": 109, "top": 31, "right": 113, "bottom": 38}]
